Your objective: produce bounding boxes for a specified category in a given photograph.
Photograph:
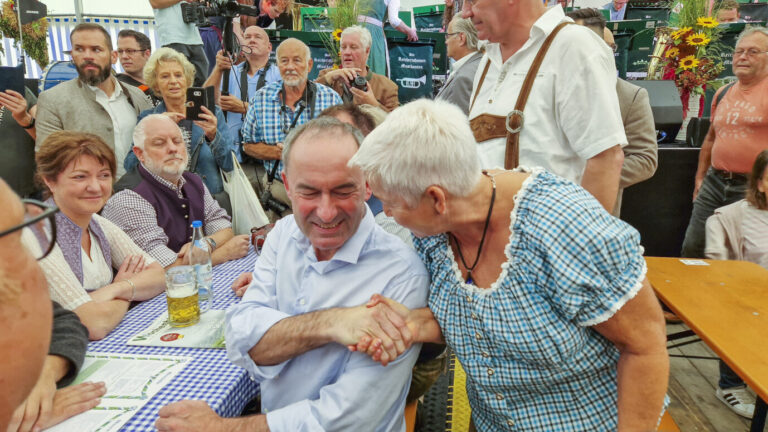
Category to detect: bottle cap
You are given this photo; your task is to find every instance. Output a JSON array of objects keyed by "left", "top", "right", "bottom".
[{"left": 192, "top": 220, "right": 202, "bottom": 228}]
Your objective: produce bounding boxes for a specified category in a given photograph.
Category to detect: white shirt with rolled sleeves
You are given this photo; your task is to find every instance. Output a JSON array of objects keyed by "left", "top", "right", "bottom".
[
  {"left": 469, "top": 6, "right": 627, "bottom": 183},
  {"left": 225, "top": 208, "right": 429, "bottom": 432}
]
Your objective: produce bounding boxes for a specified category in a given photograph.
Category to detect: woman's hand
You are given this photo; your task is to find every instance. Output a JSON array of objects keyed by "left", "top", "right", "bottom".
[
  {"left": 194, "top": 105, "right": 218, "bottom": 142},
  {"left": 114, "top": 255, "right": 147, "bottom": 283},
  {"left": 0, "top": 90, "right": 33, "bottom": 127}
]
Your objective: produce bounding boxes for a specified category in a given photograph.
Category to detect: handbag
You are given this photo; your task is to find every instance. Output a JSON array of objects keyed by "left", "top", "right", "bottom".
[{"left": 221, "top": 152, "right": 270, "bottom": 235}]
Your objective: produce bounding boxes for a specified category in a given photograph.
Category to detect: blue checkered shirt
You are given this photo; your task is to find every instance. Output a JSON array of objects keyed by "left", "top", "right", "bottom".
[
  {"left": 413, "top": 169, "right": 648, "bottom": 431},
  {"left": 240, "top": 80, "right": 342, "bottom": 179}
]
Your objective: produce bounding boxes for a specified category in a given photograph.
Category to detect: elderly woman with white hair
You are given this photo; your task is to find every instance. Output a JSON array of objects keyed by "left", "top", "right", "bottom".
[
  {"left": 436, "top": 16, "right": 484, "bottom": 115},
  {"left": 123, "top": 47, "right": 236, "bottom": 196},
  {"left": 347, "top": 99, "right": 669, "bottom": 431},
  {"left": 315, "top": 25, "right": 399, "bottom": 111}
]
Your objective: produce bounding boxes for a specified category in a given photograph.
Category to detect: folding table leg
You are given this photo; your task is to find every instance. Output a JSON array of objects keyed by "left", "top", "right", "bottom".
[{"left": 750, "top": 396, "right": 767, "bottom": 432}]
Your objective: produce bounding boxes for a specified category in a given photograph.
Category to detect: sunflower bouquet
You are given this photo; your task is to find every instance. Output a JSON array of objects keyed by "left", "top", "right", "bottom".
[{"left": 660, "top": 0, "right": 724, "bottom": 112}]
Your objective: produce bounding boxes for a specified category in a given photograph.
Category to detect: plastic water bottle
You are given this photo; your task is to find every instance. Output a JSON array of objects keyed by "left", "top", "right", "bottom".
[{"left": 188, "top": 220, "right": 213, "bottom": 313}]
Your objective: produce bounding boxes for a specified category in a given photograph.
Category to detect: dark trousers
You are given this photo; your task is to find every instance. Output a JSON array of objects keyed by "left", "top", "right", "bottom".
[
  {"left": 681, "top": 167, "right": 747, "bottom": 389},
  {"left": 164, "top": 43, "right": 209, "bottom": 87}
]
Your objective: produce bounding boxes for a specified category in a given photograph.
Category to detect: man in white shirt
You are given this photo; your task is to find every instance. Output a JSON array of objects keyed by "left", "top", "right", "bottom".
[
  {"left": 36, "top": 23, "right": 152, "bottom": 179},
  {"left": 154, "top": 117, "right": 429, "bottom": 432},
  {"left": 464, "top": 0, "right": 626, "bottom": 211}
]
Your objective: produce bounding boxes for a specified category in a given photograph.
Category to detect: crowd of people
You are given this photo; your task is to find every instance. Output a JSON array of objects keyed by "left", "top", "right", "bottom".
[{"left": 2, "top": 0, "right": 768, "bottom": 430}]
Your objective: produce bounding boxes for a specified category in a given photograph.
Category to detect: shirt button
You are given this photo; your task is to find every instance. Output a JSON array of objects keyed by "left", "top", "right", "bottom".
[
  {"left": 184, "top": 215, "right": 188, "bottom": 219},
  {"left": 471, "top": 313, "right": 479, "bottom": 320},
  {"left": 487, "top": 368, "right": 494, "bottom": 376},
  {"left": 496, "top": 393, "right": 504, "bottom": 401},
  {"left": 475, "top": 331, "right": 483, "bottom": 339},
  {"left": 507, "top": 419, "right": 514, "bottom": 427},
  {"left": 299, "top": 299, "right": 306, "bottom": 306},
  {"left": 481, "top": 351, "right": 490, "bottom": 358},
  {"left": 466, "top": 295, "right": 472, "bottom": 302},
  {"left": 182, "top": 204, "right": 187, "bottom": 208}
]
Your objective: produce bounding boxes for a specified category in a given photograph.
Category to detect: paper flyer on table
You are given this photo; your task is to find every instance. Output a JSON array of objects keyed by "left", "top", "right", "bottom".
[
  {"left": 127, "top": 309, "right": 227, "bottom": 349},
  {"left": 46, "top": 353, "right": 191, "bottom": 432}
]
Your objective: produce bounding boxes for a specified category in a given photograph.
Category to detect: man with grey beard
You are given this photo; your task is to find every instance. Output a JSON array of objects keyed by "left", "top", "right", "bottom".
[
  {"left": 240, "top": 38, "right": 342, "bottom": 220},
  {"left": 35, "top": 23, "right": 152, "bottom": 179},
  {"left": 102, "top": 114, "right": 250, "bottom": 268}
]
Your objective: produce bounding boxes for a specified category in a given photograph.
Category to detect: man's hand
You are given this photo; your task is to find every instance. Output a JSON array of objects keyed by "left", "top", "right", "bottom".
[
  {"left": 216, "top": 234, "right": 250, "bottom": 262},
  {"left": 243, "top": 142, "right": 283, "bottom": 160},
  {"left": 692, "top": 176, "right": 704, "bottom": 201},
  {"left": 219, "top": 95, "right": 248, "bottom": 114},
  {"left": 0, "top": 90, "right": 33, "bottom": 127},
  {"left": 324, "top": 68, "right": 362, "bottom": 85},
  {"left": 214, "top": 49, "right": 233, "bottom": 72},
  {"left": 405, "top": 27, "right": 419, "bottom": 42},
  {"left": 194, "top": 105, "right": 218, "bottom": 142},
  {"left": 7, "top": 375, "right": 104, "bottom": 432},
  {"left": 331, "top": 297, "right": 414, "bottom": 366},
  {"left": 156, "top": 400, "right": 267, "bottom": 432},
  {"left": 231, "top": 272, "right": 253, "bottom": 297},
  {"left": 349, "top": 85, "right": 378, "bottom": 107}
]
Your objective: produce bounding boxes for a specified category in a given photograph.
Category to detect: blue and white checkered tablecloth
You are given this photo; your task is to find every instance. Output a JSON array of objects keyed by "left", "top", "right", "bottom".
[{"left": 87, "top": 250, "right": 260, "bottom": 431}]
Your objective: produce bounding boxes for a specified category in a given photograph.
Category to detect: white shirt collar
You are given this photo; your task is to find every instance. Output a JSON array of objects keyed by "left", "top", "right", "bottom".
[
  {"left": 86, "top": 76, "right": 123, "bottom": 100},
  {"left": 450, "top": 51, "right": 476, "bottom": 74}
]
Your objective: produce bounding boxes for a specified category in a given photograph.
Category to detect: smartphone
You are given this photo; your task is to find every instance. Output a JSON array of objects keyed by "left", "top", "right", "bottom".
[
  {"left": 0, "top": 65, "right": 25, "bottom": 94},
  {"left": 185, "top": 86, "right": 215, "bottom": 121}
]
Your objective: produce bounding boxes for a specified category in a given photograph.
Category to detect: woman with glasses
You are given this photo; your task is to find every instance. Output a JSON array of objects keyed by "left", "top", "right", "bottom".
[
  {"left": 23, "top": 131, "right": 165, "bottom": 341},
  {"left": 122, "top": 47, "right": 236, "bottom": 198}
]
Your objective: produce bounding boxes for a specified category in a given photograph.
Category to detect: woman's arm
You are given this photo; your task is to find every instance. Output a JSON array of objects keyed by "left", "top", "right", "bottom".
[
  {"left": 73, "top": 299, "right": 130, "bottom": 341},
  {"left": 591, "top": 279, "right": 669, "bottom": 431}
]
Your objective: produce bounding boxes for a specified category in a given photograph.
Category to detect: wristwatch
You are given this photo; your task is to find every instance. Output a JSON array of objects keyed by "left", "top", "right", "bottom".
[
  {"left": 21, "top": 116, "right": 35, "bottom": 129},
  {"left": 205, "top": 237, "right": 217, "bottom": 251}
]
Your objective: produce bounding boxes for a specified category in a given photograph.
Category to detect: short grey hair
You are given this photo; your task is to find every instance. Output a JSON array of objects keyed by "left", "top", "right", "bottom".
[
  {"left": 341, "top": 25, "right": 372, "bottom": 51},
  {"left": 132, "top": 114, "right": 182, "bottom": 149},
  {"left": 282, "top": 117, "right": 365, "bottom": 171},
  {"left": 450, "top": 16, "right": 480, "bottom": 52},
  {"left": 144, "top": 47, "right": 196, "bottom": 92},
  {"left": 736, "top": 26, "right": 768, "bottom": 47},
  {"left": 276, "top": 38, "right": 312, "bottom": 64},
  {"left": 348, "top": 99, "right": 482, "bottom": 208}
]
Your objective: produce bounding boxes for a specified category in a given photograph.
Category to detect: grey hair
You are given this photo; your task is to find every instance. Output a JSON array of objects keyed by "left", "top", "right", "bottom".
[
  {"left": 348, "top": 99, "right": 482, "bottom": 208},
  {"left": 736, "top": 26, "right": 768, "bottom": 47},
  {"left": 282, "top": 117, "right": 365, "bottom": 171},
  {"left": 341, "top": 25, "right": 373, "bottom": 51},
  {"left": 132, "top": 114, "right": 182, "bottom": 149},
  {"left": 276, "top": 38, "right": 312, "bottom": 64},
  {"left": 143, "top": 47, "right": 196, "bottom": 92},
  {"left": 450, "top": 16, "right": 480, "bottom": 52}
]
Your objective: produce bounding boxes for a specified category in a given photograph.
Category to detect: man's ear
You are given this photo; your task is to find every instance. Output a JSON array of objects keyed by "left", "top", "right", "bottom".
[
  {"left": 110, "top": 50, "right": 118, "bottom": 65},
  {"left": 281, "top": 171, "right": 291, "bottom": 197},
  {"left": 425, "top": 185, "right": 447, "bottom": 215},
  {"left": 307, "top": 58, "right": 313, "bottom": 71},
  {"left": 133, "top": 146, "right": 145, "bottom": 164}
]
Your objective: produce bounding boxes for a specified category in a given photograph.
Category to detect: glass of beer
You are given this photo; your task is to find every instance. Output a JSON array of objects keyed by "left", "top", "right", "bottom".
[{"left": 165, "top": 266, "right": 200, "bottom": 327}]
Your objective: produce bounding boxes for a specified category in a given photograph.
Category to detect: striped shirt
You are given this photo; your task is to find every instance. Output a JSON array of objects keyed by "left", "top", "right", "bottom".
[
  {"left": 101, "top": 165, "right": 231, "bottom": 267},
  {"left": 240, "top": 80, "right": 342, "bottom": 180}
]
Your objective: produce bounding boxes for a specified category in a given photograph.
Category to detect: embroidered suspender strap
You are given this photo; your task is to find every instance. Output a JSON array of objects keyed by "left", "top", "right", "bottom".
[
  {"left": 468, "top": 59, "right": 491, "bottom": 114},
  {"left": 468, "top": 21, "right": 573, "bottom": 169}
]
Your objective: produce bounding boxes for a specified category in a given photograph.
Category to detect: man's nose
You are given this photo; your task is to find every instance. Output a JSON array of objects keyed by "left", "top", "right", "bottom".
[{"left": 316, "top": 194, "right": 339, "bottom": 222}]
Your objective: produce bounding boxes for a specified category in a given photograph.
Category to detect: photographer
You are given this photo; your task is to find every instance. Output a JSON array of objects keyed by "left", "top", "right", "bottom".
[
  {"left": 315, "top": 26, "right": 399, "bottom": 112},
  {"left": 241, "top": 39, "right": 342, "bottom": 221},
  {"left": 150, "top": 0, "right": 209, "bottom": 86}
]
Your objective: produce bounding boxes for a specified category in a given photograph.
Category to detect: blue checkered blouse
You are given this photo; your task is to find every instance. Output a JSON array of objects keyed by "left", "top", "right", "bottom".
[
  {"left": 240, "top": 81, "right": 342, "bottom": 179},
  {"left": 413, "top": 169, "right": 648, "bottom": 431}
]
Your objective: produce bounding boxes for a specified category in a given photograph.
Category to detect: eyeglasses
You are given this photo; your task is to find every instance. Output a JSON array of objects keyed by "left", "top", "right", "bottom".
[
  {"left": 0, "top": 199, "right": 58, "bottom": 260},
  {"left": 733, "top": 48, "right": 768, "bottom": 58},
  {"left": 117, "top": 48, "right": 145, "bottom": 56}
]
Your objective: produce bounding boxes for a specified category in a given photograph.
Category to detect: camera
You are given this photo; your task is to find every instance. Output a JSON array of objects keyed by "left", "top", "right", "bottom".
[
  {"left": 260, "top": 189, "right": 290, "bottom": 215},
  {"left": 181, "top": 0, "right": 261, "bottom": 26},
  {"left": 352, "top": 74, "right": 368, "bottom": 91}
]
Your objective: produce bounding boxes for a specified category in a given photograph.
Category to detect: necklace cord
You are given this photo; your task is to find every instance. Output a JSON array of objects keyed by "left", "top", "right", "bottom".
[{"left": 451, "top": 171, "right": 497, "bottom": 283}]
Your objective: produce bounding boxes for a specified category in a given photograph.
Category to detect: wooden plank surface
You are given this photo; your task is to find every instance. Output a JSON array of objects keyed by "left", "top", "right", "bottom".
[{"left": 646, "top": 257, "right": 768, "bottom": 403}]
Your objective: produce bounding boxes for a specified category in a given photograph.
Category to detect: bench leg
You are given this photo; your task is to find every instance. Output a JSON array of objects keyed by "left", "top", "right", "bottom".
[{"left": 750, "top": 396, "right": 767, "bottom": 432}]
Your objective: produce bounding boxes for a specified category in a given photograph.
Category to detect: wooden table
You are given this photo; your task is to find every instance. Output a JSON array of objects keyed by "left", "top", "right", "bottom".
[{"left": 646, "top": 257, "right": 768, "bottom": 432}]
